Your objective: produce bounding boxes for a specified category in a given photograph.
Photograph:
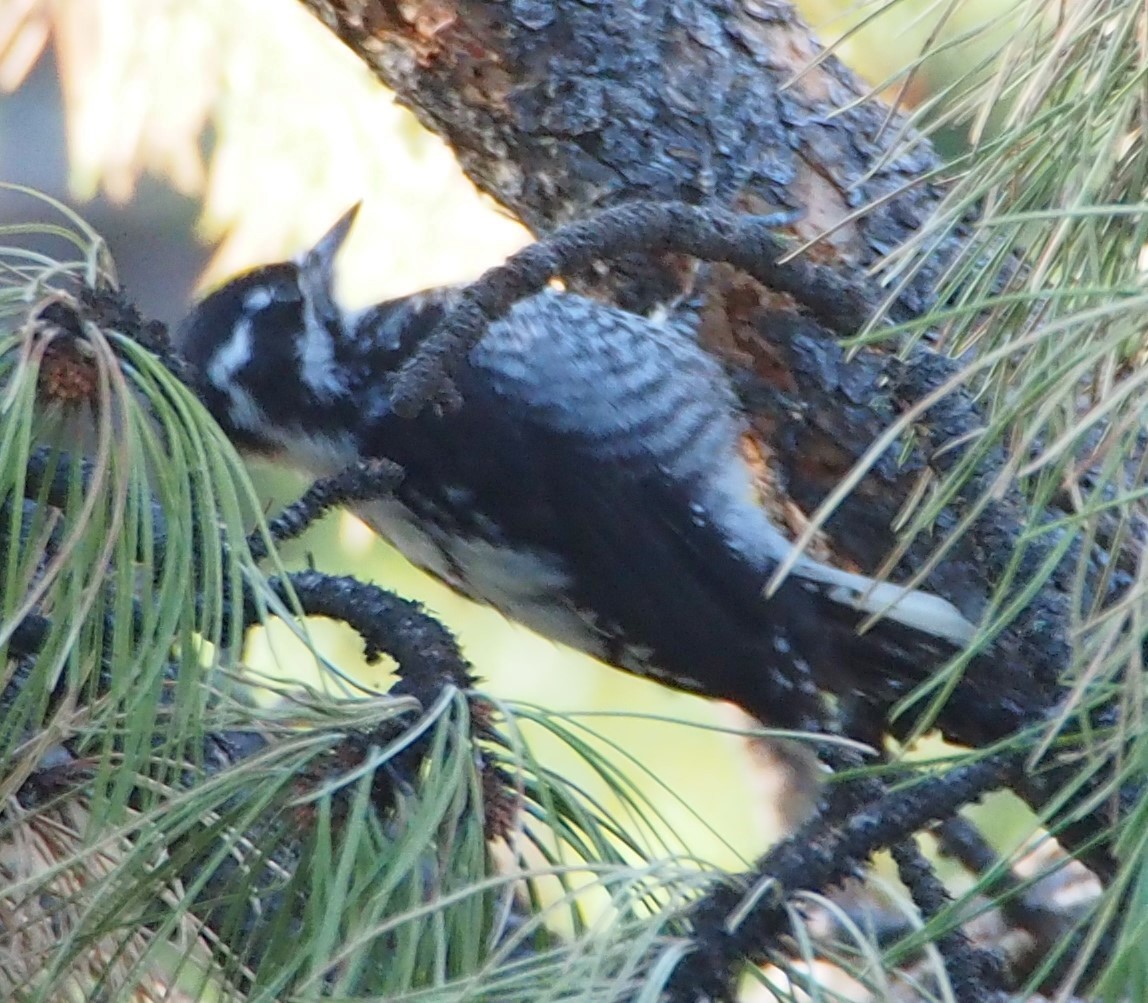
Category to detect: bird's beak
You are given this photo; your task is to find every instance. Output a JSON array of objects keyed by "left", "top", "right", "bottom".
[{"left": 309, "top": 201, "right": 361, "bottom": 268}]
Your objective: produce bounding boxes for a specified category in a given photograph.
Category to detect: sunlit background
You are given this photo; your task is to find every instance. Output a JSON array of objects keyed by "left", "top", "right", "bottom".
[{"left": 0, "top": 0, "right": 1028, "bottom": 871}]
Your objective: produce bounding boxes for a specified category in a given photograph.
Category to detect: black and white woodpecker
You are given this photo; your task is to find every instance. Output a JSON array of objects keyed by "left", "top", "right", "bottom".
[{"left": 178, "top": 206, "right": 976, "bottom": 734}]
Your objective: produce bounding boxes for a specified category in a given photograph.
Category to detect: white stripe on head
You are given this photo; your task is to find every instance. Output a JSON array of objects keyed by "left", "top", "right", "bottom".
[
  {"left": 207, "top": 316, "right": 253, "bottom": 389},
  {"left": 202, "top": 317, "right": 270, "bottom": 436},
  {"left": 297, "top": 310, "right": 348, "bottom": 399}
]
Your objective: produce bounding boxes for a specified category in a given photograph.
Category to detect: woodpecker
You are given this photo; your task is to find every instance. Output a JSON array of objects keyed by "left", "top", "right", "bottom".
[{"left": 178, "top": 206, "right": 976, "bottom": 733}]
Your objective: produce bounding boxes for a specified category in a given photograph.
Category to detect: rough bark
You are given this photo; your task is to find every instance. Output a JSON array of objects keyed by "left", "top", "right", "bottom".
[{"left": 300, "top": 0, "right": 955, "bottom": 314}]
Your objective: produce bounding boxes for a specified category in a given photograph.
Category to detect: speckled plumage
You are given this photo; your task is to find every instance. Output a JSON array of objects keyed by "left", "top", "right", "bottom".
[{"left": 178, "top": 209, "right": 974, "bottom": 731}]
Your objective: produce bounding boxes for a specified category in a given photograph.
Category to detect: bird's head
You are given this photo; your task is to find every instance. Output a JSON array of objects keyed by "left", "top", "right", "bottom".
[{"left": 177, "top": 205, "right": 364, "bottom": 471}]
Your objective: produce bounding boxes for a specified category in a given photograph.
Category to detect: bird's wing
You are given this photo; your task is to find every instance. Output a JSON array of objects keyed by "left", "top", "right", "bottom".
[{"left": 458, "top": 293, "right": 974, "bottom": 727}]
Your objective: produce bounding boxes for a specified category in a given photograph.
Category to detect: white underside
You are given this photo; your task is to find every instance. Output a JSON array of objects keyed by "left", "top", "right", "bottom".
[{"left": 353, "top": 497, "right": 610, "bottom": 659}]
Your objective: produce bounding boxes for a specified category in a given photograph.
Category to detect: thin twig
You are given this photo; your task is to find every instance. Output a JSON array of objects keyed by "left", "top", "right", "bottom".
[{"left": 388, "top": 200, "right": 889, "bottom": 416}]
